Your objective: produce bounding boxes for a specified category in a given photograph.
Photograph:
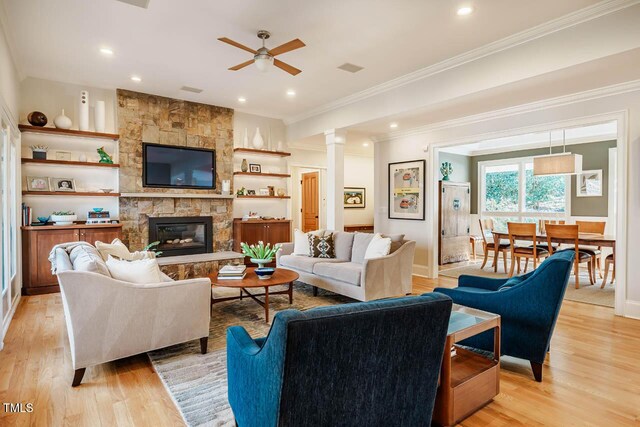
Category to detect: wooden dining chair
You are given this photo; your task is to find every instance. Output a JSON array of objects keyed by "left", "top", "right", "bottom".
[
  {"left": 601, "top": 254, "right": 615, "bottom": 288},
  {"left": 545, "top": 224, "right": 594, "bottom": 288},
  {"left": 507, "top": 222, "right": 549, "bottom": 277},
  {"left": 478, "top": 219, "right": 509, "bottom": 272},
  {"left": 575, "top": 220, "right": 606, "bottom": 279},
  {"left": 537, "top": 219, "right": 566, "bottom": 251}
]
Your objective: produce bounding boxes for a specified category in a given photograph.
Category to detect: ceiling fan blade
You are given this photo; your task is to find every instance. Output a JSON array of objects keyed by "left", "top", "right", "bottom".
[
  {"left": 229, "top": 59, "right": 255, "bottom": 71},
  {"left": 218, "top": 37, "right": 257, "bottom": 54},
  {"left": 274, "top": 59, "right": 302, "bottom": 76},
  {"left": 269, "top": 39, "right": 306, "bottom": 56}
]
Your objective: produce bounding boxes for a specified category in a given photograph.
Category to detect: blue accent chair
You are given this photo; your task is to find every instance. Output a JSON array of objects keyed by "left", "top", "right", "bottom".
[
  {"left": 226, "top": 293, "right": 453, "bottom": 427},
  {"left": 434, "top": 250, "right": 575, "bottom": 382}
]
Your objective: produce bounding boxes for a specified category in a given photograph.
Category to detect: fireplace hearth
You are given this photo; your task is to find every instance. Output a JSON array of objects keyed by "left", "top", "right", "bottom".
[{"left": 149, "top": 216, "right": 213, "bottom": 256}]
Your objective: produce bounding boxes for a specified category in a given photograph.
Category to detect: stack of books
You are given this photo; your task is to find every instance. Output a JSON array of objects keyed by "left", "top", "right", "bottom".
[
  {"left": 22, "top": 203, "right": 33, "bottom": 226},
  {"left": 217, "top": 264, "right": 247, "bottom": 280}
]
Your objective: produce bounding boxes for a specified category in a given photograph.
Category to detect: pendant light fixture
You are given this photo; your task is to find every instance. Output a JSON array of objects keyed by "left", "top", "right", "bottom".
[{"left": 533, "top": 130, "right": 582, "bottom": 176}]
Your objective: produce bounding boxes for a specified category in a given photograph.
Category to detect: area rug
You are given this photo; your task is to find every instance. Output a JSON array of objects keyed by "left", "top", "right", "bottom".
[
  {"left": 439, "top": 262, "right": 614, "bottom": 308},
  {"left": 148, "top": 283, "right": 354, "bottom": 427}
]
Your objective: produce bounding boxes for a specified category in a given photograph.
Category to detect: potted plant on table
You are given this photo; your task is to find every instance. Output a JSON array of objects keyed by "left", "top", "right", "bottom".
[{"left": 240, "top": 241, "right": 282, "bottom": 268}]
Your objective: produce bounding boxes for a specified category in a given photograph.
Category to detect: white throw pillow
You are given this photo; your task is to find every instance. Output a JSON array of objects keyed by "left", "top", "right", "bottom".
[
  {"left": 106, "top": 255, "right": 162, "bottom": 284},
  {"left": 293, "top": 229, "right": 325, "bottom": 256},
  {"left": 96, "top": 238, "right": 156, "bottom": 261},
  {"left": 364, "top": 233, "right": 392, "bottom": 260}
]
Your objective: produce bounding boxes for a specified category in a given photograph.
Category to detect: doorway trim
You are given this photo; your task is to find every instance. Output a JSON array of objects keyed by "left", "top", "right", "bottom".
[{"left": 428, "top": 111, "right": 628, "bottom": 316}]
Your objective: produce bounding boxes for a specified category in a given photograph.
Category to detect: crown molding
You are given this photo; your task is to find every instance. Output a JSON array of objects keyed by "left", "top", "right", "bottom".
[
  {"left": 371, "top": 79, "right": 640, "bottom": 143},
  {"left": 287, "top": 141, "right": 374, "bottom": 158},
  {"left": 283, "top": 0, "right": 640, "bottom": 126}
]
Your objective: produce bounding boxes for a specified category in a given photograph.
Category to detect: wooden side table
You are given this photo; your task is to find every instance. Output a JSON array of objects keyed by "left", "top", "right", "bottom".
[{"left": 433, "top": 305, "right": 501, "bottom": 426}]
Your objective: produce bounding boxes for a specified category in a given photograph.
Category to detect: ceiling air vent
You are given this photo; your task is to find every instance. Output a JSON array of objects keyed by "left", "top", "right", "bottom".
[
  {"left": 180, "top": 86, "right": 204, "bottom": 94},
  {"left": 115, "top": 0, "right": 151, "bottom": 9},
  {"left": 337, "top": 63, "right": 364, "bottom": 73}
]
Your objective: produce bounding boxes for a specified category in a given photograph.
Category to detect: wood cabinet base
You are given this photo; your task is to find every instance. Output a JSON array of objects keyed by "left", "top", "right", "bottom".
[{"left": 22, "top": 284, "right": 60, "bottom": 296}]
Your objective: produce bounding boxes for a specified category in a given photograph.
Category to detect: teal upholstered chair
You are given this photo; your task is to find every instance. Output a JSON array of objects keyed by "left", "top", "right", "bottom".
[
  {"left": 434, "top": 250, "right": 575, "bottom": 382},
  {"left": 226, "top": 293, "right": 452, "bottom": 426}
]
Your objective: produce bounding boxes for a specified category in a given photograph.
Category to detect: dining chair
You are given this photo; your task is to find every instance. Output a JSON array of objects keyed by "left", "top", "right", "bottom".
[
  {"left": 601, "top": 254, "right": 615, "bottom": 288},
  {"left": 507, "top": 222, "right": 549, "bottom": 277},
  {"left": 545, "top": 224, "right": 594, "bottom": 288},
  {"left": 478, "top": 219, "right": 509, "bottom": 272},
  {"left": 537, "top": 220, "right": 566, "bottom": 251},
  {"left": 575, "top": 220, "right": 606, "bottom": 278}
]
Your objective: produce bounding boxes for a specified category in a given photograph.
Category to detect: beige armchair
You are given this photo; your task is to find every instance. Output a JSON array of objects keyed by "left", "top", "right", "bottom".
[{"left": 53, "top": 247, "right": 211, "bottom": 386}]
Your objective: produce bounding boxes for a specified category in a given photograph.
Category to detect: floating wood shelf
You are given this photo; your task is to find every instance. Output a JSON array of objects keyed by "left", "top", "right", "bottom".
[
  {"left": 18, "top": 124, "right": 119, "bottom": 140},
  {"left": 236, "top": 195, "right": 291, "bottom": 199},
  {"left": 22, "top": 191, "right": 120, "bottom": 197},
  {"left": 21, "top": 158, "right": 120, "bottom": 168},
  {"left": 233, "top": 172, "right": 291, "bottom": 178},
  {"left": 233, "top": 148, "right": 291, "bottom": 157},
  {"left": 120, "top": 192, "right": 234, "bottom": 199}
]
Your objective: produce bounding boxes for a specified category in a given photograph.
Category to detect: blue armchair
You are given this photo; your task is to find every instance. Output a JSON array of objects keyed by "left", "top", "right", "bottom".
[
  {"left": 226, "top": 293, "right": 453, "bottom": 426},
  {"left": 434, "top": 250, "right": 575, "bottom": 382}
]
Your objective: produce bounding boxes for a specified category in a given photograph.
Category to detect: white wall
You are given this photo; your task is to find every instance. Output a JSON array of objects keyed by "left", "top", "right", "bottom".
[
  {"left": 375, "top": 88, "right": 640, "bottom": 318},
  {"left": 20, "top": 77, "right": 117, "bottom": 133},
  {"left": 0, "top": 20, "right": 19, "bottom": 121}
]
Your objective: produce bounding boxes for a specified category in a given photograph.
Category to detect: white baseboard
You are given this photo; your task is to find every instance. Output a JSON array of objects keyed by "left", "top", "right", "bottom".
[
  {"left": 412, "top": 264, "right": 431, "bottom": 278},
  {"left": 624, "top": 300, "right": 640, "bottom": 320}
]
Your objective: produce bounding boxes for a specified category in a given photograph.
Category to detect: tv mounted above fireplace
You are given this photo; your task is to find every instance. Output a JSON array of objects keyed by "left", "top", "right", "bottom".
[{"left": 142, "top": 143, "right": 216, "bottom": 189}]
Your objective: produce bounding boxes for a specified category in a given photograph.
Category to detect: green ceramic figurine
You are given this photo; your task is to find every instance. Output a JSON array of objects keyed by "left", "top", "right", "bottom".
[
  {"left": 97, "top": 146, "right": 114, "bottom": 164},
  {"left": 440, "top": 161, "right": 453, "bottom": 181}
]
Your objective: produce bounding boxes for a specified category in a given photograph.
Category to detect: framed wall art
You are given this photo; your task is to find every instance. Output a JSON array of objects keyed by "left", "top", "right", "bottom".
[
  {"left": 388, "top": 159, "right": 425, "bottom": 220},
  {"left": 344, "top": 187, "right": 366, "bottom": 208},
  {"left": 576, "top": 169, "right": 603, "bottom": 197}
]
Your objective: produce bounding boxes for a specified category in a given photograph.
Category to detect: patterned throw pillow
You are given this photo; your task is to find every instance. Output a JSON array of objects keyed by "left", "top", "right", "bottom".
[{"left": 308, "top": 233, "right": 335, "bottom": 258}]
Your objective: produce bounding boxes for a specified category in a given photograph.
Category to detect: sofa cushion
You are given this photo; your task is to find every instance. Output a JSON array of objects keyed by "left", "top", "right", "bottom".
[
  {"left": 293, "top": 229, "right": 325, "bottom": 256},
  {"left": 351, "top": 233, "right": 375, "bottom": 264},
  {"left": 383, "top": 234, "right": 406, "bottom": 253},
  {"left": 69, "top": 245, "right": 111, "bottom": 276},
  {"left": 333, "top": 231, "right": 355, "bottom": 260},
  {"left": 313, "top": 262, "right": 362, "bottom": 286},
  {"left": 105, "top": 256, "right": 162, "bottom": 284},
  {"left": 364, "top": 233, "right": 392, "bottom": 260},
  {"left": 309, "top": 233, "right": 335, "bottom": 258},
  {"left": 279, "top": 254, "right": 344, "bottom": 273}
]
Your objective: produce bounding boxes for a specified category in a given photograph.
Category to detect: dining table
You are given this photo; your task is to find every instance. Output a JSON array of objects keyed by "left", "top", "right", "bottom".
[{"left": 491, "top": 231, "right": 616, "bottom": 275}]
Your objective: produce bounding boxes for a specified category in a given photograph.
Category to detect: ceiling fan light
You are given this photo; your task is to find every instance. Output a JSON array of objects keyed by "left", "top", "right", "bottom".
[
  {"left": 254, "top": 54, "right": 274, "bottom": 72},
  {"left": 533, "top": 153, "right": 583, "bottom": 176}
]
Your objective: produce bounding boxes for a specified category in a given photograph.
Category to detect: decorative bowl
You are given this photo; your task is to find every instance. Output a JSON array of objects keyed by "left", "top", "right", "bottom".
[
  {"left": 50, "top": 214, "right": 77, "bottom": 226},
  {"left": 250, "top": 257, "right": 272, "bottom": 268},
  {"left": 100, "top": 188, "right": 114, "bottom": 193},
  {"left": 37, "top": 216, "right": 49, "bottom": 224},
  {"left": 255, "top": 267, "right": 275, "bottom": 280},
  {"left": 92, "top": 208, "right": 104, "bottom": 212}
]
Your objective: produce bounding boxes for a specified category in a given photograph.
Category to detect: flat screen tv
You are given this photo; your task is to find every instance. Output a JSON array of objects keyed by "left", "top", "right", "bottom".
[{"left": 143, "top": 143, "right": 216, "bottom": 189}]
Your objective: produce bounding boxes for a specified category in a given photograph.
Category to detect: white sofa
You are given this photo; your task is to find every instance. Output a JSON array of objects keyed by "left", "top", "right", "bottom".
[
  {"left": 276, "top": 232, "right": 416, "bottom": 301},
  {"left": 52, "top": 244, "right": 211, "bottom": 386}
]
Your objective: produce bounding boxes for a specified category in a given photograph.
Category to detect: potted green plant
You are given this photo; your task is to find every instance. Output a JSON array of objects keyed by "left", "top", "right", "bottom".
[{"left": 240, "top": 241, "right": 282, "bottom": 268}]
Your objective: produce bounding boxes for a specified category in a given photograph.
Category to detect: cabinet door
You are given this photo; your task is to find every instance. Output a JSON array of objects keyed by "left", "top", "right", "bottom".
[
  {"left": 266, "top": 222, "right": 291, "bottom": 245},
  {"left": 81, "top": 227, "right": 122, "bottom": 246},
  {"left": 239, "top": 222, "right": 267, "bottom": 246},
  {"left": 440, "top": 182, "right": 471, "bottom": 264},
  {"left": 31, "top": 229, "right": 79, "bottom": 287}
]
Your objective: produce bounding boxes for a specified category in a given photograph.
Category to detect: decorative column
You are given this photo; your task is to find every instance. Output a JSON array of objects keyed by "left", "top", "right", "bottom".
[{"left": 324, "top": 129, "right": 346, "bottom": 231}]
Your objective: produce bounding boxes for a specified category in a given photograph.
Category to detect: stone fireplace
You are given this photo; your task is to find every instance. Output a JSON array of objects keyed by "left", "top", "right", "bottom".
[{"left": 149, "top": 216, "right": 213, "bottom": 256}]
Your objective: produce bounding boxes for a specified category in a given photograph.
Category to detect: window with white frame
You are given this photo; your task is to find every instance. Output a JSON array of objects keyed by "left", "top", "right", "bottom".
[{"left": 479, "top": 157, "right": 569, "bottom": 231}]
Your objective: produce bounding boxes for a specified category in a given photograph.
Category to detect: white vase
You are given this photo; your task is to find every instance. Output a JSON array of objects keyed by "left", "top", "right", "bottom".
[
  {"left": 252, "top": 127, "right": 264, "bottom": 150},
  {"left": 277, "top": 140, "right": 285, "bottom": 152},
  {"left": 78, "top": 153, "right": 88, "bottom": 162},
  {"left": 243, "top": 128, "right": 249, "bottom": 148},
  {"left": 53, "top": 109, "right": 72, "bottom": 129},
  {"left": 94, "top": 100, "right": 106, "bottom": 132},
  {"left": 79, "top": 90, "right": 89, "bottom": 131}
]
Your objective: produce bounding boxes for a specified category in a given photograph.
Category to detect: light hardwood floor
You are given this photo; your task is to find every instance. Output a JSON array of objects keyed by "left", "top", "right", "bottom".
[{"left": 1, "top": 276, "right": 639, "bottom": 426}]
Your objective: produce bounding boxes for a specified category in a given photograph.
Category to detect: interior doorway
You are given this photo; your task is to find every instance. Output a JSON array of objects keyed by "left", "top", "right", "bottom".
[{"left": 301, "top": 171, "right": 320, "bottom": 232}]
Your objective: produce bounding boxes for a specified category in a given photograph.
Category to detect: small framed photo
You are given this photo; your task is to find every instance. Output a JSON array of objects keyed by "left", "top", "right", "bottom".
[
  {"left": 259, "top": 188, "right": 270, "bottom": 196},
  {"left": 26, "top": 176, "right": 50, "bottom": 192},
  {"left": 50, "top": 177, "right": 77, "bottom": 192},
  {"left": 576, "top": 170, "right": 603, "bottom": 197},
  {"left": 246, "top": 189, "right": 256, "bottom": 195},
  {"left": 55, "top": 151, "right": 72, "bottom": 161},
  {"left": 344, "top": 187, "right": 366, "bottom": 208},
  {"left": 249, "top": 164, "right": 261, "bottom": 173}
]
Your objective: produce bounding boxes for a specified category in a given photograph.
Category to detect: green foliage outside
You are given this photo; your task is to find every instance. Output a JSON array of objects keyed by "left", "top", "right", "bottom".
[{"left": 485, "top": 170, "right": 565, "bottom": 213}]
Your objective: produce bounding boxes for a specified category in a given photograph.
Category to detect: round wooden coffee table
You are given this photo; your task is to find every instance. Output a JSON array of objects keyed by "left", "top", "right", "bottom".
[{"left": 209, "top": 267, "right": 299, "bottom": 322}]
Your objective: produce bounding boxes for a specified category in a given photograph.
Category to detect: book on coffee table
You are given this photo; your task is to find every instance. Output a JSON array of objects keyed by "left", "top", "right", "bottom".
[{"left": 217, "top": 273, "right": 246, "bottom": 280}]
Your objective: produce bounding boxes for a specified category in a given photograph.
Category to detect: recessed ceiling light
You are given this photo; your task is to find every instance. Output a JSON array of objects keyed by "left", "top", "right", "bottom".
[
  {"left": 286, "top": 89, "right": 296, "bottom": 97},
  {"left": 362, "top": 142, "right": 369, "bottom": 147},
  {"left": 457, "top": 6, "right": 473, "bottom": 16},
  {"left": 238, "top": 97, "right": 247, "bottom": 103},
  {"left": 389, "top": 122, "right": 398, "bottom": 129},
  {"left": 130, "top": 75, "right": 142, "bottom": 82},
  {"left": 100, "top": 47, "right": 114, "bottom": 56}
]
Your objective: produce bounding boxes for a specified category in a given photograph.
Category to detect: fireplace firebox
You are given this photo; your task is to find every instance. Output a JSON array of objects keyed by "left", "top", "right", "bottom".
[{"left": 148, "top": 216, "right": 213, "bottom": 256}]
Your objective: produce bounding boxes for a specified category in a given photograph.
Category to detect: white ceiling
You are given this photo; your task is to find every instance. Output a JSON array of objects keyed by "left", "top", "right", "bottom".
[{"left": 2, "top": 0, "right": 601, "bottom": 120}]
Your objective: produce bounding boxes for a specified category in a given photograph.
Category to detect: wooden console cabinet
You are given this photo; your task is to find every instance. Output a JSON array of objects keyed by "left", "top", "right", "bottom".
[
  {"left": 21, "top": 224, "right": 122, "bottom": 295},
  {"left": 233, "top": 219, "right": 291, "bottom": 266}
]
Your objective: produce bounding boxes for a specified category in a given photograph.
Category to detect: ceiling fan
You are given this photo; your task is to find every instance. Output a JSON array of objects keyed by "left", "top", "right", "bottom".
[{"left": 218, "top": 30, "right": 305, "bottom": 76}]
